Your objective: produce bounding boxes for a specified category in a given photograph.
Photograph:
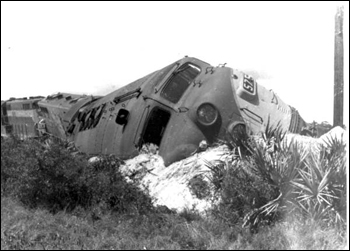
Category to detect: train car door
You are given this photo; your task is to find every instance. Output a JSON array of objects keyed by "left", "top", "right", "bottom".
[{"left": 139, "top": 107, "right": 171, "bottom": 148}]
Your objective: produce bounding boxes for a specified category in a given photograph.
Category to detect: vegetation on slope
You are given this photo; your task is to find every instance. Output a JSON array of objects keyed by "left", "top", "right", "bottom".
[
  {"left": 1, "top": 127, "right": 347, "bottom": 250},
  {"left": 1, "top": 135, "right": 153, "bottom": 215},
  {"left": 190, "top": 123, "right": 347, "bottom": 233}
]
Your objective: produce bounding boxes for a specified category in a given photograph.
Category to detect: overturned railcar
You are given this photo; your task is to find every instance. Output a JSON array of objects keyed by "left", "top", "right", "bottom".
[
  {"left": 2, "top": 57, "right": 306, "bottom": 165},
  {"left": 1, "top": 97, "right": 44, "bottom": 139},
  {"left": 37, "top": 93, "right": 101, "bottom": 140},
  {"left": 63, "top": 57, "right": 306, "bottom": 166}
]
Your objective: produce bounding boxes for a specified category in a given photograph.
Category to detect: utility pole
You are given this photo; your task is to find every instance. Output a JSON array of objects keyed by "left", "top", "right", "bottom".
[{"left": 333, "top": 6, "right": 344, "bottom": 127}]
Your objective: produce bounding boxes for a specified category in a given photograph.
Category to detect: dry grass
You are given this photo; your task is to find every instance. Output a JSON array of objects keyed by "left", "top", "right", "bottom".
[
  {"left": 1, "top": 129, "right": 347, "bottom": 250},
  {"left": 2, "top": 196, "right": 348, "bottom": 250}
]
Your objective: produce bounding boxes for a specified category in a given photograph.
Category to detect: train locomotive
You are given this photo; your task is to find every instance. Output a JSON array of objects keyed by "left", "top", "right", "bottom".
[
  {"left": 1, "top": 96, "right": 44, "bottom": 138},
  {"left": 1, "top": 56, "right": 307, "bottom": 166}
]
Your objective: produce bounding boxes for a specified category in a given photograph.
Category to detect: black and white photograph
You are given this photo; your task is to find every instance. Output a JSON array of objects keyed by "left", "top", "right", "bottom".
[{"left": 1, "top": 1, "right": 348, "bottom": 249}]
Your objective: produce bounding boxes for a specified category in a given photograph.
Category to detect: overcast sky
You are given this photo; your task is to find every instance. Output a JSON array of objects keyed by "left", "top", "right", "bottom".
[{"left": 1, "top": 1, "right": 348, "bottom": 125}]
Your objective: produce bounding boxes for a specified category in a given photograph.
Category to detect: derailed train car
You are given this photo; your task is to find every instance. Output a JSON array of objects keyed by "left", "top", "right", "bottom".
[
  {"left": 1, "top": 96, "right": 44, "bottom": 139},
  {"left": 36, "top": 93, "right": 101, "bottom": 140},
  {"left": 2, "top": 57, "right": 306, "bottom": 166}
]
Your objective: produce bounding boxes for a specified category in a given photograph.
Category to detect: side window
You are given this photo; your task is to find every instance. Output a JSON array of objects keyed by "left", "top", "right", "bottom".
[
  {"left": 23, "top": 104, "right": 31, "bottom": 110},
  {"left": 161, "top": 63, "right": 201, "bottom": 103}
]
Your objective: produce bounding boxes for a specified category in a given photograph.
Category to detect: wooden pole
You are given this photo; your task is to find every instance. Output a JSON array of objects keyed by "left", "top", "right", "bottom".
[{"left": 333, "top": 6, "right": 344, "bottom": 127}]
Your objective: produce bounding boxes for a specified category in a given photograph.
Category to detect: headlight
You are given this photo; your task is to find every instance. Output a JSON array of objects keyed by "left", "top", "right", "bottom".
[{"left": 197, "top": 103, "right": 218, "bottom": 126}]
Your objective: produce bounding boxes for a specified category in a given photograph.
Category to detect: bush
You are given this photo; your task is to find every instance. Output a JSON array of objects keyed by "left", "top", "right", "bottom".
[
  {"left": 204, "top": 121, "right": 347, "bottom": 231},
  {"left": 204, "top": 159, "right": 278, "bottom": 228},
  {"left": 1, "top": 135, "right": 154, "bottom": 215},
  {"left": 84, "top": 155, "right": 154, "bottom": 215}
]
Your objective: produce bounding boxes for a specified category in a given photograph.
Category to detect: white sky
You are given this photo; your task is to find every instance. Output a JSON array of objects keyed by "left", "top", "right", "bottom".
[{"left": 1, "top": 1, "right": 349, "bottom": 125}]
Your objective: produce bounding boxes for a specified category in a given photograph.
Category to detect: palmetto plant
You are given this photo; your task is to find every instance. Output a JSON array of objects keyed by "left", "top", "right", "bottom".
[
  {"left": 251, "top": 126, "right": 346, "bottom": 228},
  {"left": 206, "top": 121, "right": 347, "bottom": 230},
  {"left": 240, "top": 126, "right": 306, "bottom": 228},
  {"left": 291, "top": 136, "right": 347, "bottom": 226}
]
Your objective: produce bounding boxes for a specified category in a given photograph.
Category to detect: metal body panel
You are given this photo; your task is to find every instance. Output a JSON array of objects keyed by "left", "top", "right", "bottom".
[
  {"left": 230, "top": 69, "right": 304, "bottom": 134},
  {"left": 38, "top": 93, "right": 100, "bottom": 140},
  {"left": 1, "top": 98, "right": 42, "bottom": 139}
]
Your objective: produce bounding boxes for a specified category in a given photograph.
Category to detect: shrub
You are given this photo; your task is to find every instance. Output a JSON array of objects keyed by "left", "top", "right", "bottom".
[
  {"left": 188, "top": 174, "right": 211, "bottom": 200},
  {"left": 204, "top": 121, "right": 347, "bottom": 231},
  {"left": 84, "top": 155, "right": 154, "bottom": 215},
  {"left": 205, "top": 159, "right": 278, "bottom": 228},
  {"left": 1, "top": 135, "right": 155, "bottom": 215}
]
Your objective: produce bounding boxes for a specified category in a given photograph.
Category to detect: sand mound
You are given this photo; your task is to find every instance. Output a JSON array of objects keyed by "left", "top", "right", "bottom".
[
  {"left": 318, "top": 126, "right": 347, "bottom": 145},
  {"left": 120, "top": 145, "right": 231, "bottom": 212},
  {"left": 284, "top": 126, "right": 346, "bottom": 154}
]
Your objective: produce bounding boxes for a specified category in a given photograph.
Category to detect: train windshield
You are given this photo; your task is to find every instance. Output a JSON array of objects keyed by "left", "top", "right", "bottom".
[{"left": 161, "top": 63, "right": 200, "bottom": 103}]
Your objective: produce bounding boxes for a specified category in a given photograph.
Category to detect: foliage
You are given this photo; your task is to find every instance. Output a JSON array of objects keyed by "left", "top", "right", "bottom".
[
  {"left": 1, "top": 128, "right": 347, "bottom": 250},
  {"left": 188, "top": 174, "right": 211, "bottom": 200},
  {"left": 1, "top": 135, "right": 154, "bottom": 215},
  {"left": 1, "top": 196, "right": 347, "bottom": 250},
  {"left": 202, "top": 121, "right": 347, "bottom": 232}
]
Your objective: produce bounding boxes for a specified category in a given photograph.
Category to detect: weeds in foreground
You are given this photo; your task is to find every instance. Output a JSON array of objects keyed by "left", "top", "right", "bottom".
[
  {"left": 1, "top": 128, "right": 347, "bottom": 250},
  {"left": 1, "top": 135, "right": 154, "bottom": 215},
  {"left": 196, "top": 122, "right": 347, "bottom": 233},
  {"left": 1, "top": 197, "right": 347, "bottom": 250}
]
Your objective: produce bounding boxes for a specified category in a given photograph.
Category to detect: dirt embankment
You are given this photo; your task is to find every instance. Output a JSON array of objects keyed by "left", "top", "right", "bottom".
[{"left": 119, "top": 126, "right": 346, "bottom": 212}]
